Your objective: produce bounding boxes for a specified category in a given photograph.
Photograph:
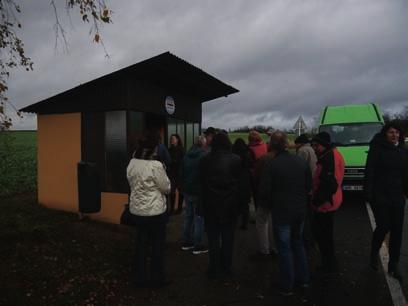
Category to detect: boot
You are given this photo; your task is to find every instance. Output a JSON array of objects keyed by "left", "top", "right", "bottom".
[{"left": 388, "top": 262, "right": 403, "bottom": 283}]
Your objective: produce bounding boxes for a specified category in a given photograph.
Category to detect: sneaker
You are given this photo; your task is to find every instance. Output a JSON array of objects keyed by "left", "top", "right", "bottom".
[
  {"left": 149, "top": 280, "right": 172, "bottom": 289},
  {"left": 388, "top": 266, "right": 403, "bottom": 283},
  {"left": 276, "top": 287, "right": 293, "bottom": 297},
  {"left": 249, "top": 252, "right": 274, "bottom": 262},
  {"left": 192, "top": 246, "right": 208, "bottom": 255},
  {"left": 295, "top": 282, "right": 310, "bottom": 289},
  {"left": 181, "top": 243, "right": 194, "bottom": 251}
]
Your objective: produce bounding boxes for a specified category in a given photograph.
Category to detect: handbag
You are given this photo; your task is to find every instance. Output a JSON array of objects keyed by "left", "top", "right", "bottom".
[{"left": 120, "top": 204, "right": 139, "bottom": 226}]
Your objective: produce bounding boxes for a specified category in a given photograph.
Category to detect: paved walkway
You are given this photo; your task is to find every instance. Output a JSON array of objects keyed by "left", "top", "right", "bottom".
[
  {"left": 401, "top": 201, "right": 408, "bottom": 301},
  {"left": 146, "top": 197, "right": 394, "bottom": 306}
]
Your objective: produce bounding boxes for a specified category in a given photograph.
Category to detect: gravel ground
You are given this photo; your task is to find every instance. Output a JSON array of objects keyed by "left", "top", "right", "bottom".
[{"left": 157, "top": 194, "right": 393, "bottom": 306}]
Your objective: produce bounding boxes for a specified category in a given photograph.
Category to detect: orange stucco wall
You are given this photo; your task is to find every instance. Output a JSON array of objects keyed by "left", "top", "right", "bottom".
[
  {"left": 37, "top": 113, "right": 127, "bottom": 224},
  {"left": 37, "top": 113, "right": 82, "bottom": 213}
]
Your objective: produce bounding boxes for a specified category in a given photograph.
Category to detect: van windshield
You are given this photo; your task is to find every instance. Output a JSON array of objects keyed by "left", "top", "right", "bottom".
[{"left": 319, "top": 123, "right": 383, "bottom": 146}]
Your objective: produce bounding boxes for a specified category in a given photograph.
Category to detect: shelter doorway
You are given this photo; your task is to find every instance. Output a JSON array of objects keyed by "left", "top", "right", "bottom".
[{"left": 145, "top": 113, "right": 167, "bottom": 145}]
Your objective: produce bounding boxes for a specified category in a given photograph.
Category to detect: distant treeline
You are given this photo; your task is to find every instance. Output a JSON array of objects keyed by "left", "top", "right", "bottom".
[
  {"left": 384, "top": 106, "right": 408, "bottom": 136},
  {"left": 229, "top": 125, "right": 274, "bottom": 133}
]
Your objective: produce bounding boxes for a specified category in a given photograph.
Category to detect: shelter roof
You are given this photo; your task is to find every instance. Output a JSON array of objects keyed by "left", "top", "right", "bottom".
[{"left": 20, "top": 52, "right": 239, "bottom": 113}]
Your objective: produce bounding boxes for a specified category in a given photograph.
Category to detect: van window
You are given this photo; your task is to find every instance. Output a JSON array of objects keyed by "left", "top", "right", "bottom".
[{"left": 319, "top": 123, "right": 383, "bottom": 146}]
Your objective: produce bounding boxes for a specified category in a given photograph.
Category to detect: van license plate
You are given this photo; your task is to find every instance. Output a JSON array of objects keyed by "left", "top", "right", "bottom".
[{"left": 343, "top": 185, "right": 363, "bottom": 191}]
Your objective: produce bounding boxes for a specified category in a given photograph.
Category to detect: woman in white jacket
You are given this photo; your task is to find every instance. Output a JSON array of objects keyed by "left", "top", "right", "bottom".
[{"left": 127, "top": 134, "right": 171, "bottom": 288}]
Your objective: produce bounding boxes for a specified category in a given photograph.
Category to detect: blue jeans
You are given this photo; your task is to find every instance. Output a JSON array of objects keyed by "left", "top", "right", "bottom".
[
  {"left": 182, "top": 194, "right": 204, "bottom": 247},
  {"left": 273, "top": 216, "right": 310, "bottom": 290}
]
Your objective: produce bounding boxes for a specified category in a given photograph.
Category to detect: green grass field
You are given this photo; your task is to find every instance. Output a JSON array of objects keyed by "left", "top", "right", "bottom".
[
  {"left": 0, "top": 130, "right": 299, "bottom": 198},
  {"left": 0, "top": 131, "right": 37, "bottom": 197}
]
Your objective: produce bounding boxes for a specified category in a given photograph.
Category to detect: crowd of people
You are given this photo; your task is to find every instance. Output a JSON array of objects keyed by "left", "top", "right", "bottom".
[{"left": 125, "top": 122, "right": 408, "bottom": 294}]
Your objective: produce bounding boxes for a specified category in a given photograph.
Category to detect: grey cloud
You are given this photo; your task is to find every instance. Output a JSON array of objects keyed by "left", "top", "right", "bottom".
[{"left": 6, "top": 0, "right": 408, "bottom": 131}]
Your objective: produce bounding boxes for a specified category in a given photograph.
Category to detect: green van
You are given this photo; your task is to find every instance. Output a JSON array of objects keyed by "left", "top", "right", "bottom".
[{"left": 317, "top": 103, "right": 384, "bottom": 191}]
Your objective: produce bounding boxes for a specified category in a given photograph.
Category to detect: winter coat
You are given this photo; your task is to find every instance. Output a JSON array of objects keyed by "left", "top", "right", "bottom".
[
  {"left": 258, "top": 150, "right": 312, "bottom": 225},
  {"left": 127, "top": 158, "right": 171, "bottom": 217},
  {"left": 157, "top": 143, "right": 171, "bottom": 169},
  {"left": 364, "top": 134, "right": 408, "bottom": 207},
  {"left": 232, "top": 147, "right": 253, "bottom": 205},
  {"left": 296, "top": 143, "right": 317, "bottom": 177},
  {"left": 200, "top": 150, "right": 242, "bottom": 222},
  {"left": 168, "top": 145, "right": 184, "bottom": 189},
  {"left": 248, "top": 141, "right": 268, "bottom": 198},
  {"left": 311, "top": 147, "right": 345, "bottom": 213},
  {"left": 249, "top": 141, "right": 268, "bottom": 165},
  {"left": 181, "top": 146, "right": 207, "bottom": 195},
  {"left": 253, "top": 152, "right": 276, "bottom": 205},
  {"left": 253, "top": 152, "right": 276, "bottom": 189}
]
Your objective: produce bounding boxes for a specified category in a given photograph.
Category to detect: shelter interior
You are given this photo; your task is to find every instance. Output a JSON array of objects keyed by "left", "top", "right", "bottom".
[{"left": 82, "top": 110, "right": 201, "bottom": 194}]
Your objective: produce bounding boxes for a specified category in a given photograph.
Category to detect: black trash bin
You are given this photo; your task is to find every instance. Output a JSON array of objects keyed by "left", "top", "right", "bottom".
[{"left": 77, "top": 161, "right": 101, "bottom": 214}]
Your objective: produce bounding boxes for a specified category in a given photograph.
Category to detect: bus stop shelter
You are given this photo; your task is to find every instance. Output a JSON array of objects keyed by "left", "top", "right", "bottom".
[{"left": 20, "top": 52, "right": 239, "bottom": 223}]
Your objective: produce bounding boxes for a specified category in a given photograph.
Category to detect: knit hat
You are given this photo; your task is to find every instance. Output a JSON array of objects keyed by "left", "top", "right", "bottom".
[
  {"left": 294, "top": 134, "right": 310, "bottom": 144},
  {"left": 311, "top": 132, "right": 331, "bottom": 148}
]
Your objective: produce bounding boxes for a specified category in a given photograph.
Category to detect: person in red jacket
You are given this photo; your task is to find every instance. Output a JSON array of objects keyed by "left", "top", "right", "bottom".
[
  {"left": 248, "top": 130, "right": 275, "bottom": 260},
  {"left": 248, "top": 130, "right": 268, "bottom": 206},
  {"left": 310, "top": 132, "right": 345, "bottom": 274}
]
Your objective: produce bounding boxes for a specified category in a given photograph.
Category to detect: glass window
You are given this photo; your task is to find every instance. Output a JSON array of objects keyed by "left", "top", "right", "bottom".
[
  {"left": 167, "top": 118, "right": 177, "bottom": 146},
  {"left": 176, "top": 119, "right": 185, "bottom": 147},
  {"left": 81, "top": 112, "right": 105, "bottom": 189},
  {"left": 128, "top": 111, "right": 144, "bottom": 156},
  {"left": 105, "top": 111, "right": 128, "bottom": 192},
  {"left": 193, "top": 123, "right": 200, "bottom": 138},
  {"left": 319, "top": 123, "right": 383, "bottom": 146},
  {"left": 186, "top": 122, "right": 194, "bottom": 151}
]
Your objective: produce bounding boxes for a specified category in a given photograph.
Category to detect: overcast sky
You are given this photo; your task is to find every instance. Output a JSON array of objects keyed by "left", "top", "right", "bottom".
[{"left": 7, "top": 0, "right": 408, "bottom": 130}]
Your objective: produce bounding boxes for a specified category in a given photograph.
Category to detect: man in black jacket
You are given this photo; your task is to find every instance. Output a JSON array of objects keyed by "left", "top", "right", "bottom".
[
  {"left": 200, "top": 132, "right": 242, "bottom": 278},
  {"left": 364, "top": 122, "right": 408, "bottom": 282},
  {"left": 258, "top": 131, "right": 312, "bottom": 296}
]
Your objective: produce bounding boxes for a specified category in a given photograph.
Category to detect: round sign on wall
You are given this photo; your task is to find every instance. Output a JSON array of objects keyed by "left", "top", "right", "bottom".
[{"left": 165, "top": 96, "right": 175, "bottom": 115}]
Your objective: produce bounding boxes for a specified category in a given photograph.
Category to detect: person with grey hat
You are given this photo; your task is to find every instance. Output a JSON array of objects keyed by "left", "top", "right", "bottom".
[
  {"left": 295, "top": 134, "right": 317, "bottom": 252},
  {"left": 295, "top": 134, "right": 317, "bottom": 176},
  {"left": 310, "top": 131, "right": 345, "bottom": 274}
]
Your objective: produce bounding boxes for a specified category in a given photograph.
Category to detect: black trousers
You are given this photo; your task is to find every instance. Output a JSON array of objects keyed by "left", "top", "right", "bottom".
[
  {"left": 371, "top": 204, "right": 405, "bottom": 266},
  {"left": 205, "top": 218, "right": 237, "bottom": 275},
  {"left": 311, "top": 211, "right": 337, "bottom": 269},
  {"left": 240, "top": 201, "right": 250, "bottom": 227},
  {"left": 169, "top": 188, "right": 184, "bottom": 213},
  {"left": 134, "top": 213, "right": 167, "bottom": 284}
]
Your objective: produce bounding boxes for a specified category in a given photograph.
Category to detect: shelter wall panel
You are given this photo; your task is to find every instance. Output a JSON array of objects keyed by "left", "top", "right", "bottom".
[
  {"left": 90, "top": 192, "right": 128, "bottom": 224},
  {"left": 37, "top": 113, "right": 81, "bottom": 212},
  {"left": 126, "top": 78, "right": 202, "bottom": 122}
]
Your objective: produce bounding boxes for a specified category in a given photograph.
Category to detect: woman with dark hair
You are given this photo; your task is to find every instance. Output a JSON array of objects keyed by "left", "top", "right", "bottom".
[
  {"left": 232, "top": 138, "right": 252, "bottom": 230},
  {"left": 200, "top": 133, "right": 242, "bottom": 278},
  {"left": 364, "top": 121, "right": 408, "bottom": 282},
  {"left": 127, "top": 136, "right": 171, "bottom": 288},
  {"left": 168, "top": 133, "right": 185, "bottom": 214}
]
